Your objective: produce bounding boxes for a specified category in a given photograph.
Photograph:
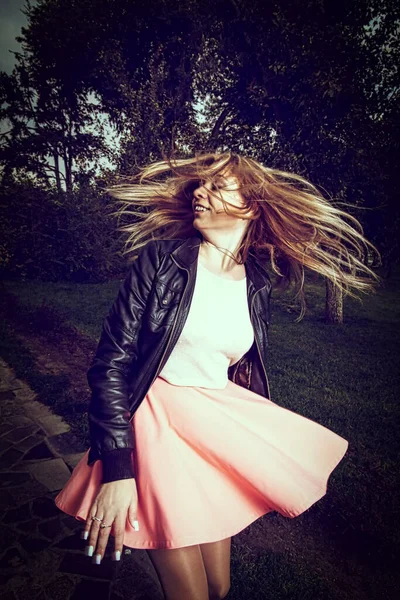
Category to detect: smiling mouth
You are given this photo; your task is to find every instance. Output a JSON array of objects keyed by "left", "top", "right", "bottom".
[{"left": 194, "top": 205, "right": 210, "bottom": 213}]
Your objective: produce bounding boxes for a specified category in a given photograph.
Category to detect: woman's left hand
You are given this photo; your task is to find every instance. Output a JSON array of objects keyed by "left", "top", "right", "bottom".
[{"left": 82, "top": 478, "right": 139, "bottom": 564}]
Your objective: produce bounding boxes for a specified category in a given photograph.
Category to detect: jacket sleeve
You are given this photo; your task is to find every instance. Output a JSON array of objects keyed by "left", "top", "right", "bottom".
[{"left": 86, "top": 240, "right": 160, "bottom": 483}]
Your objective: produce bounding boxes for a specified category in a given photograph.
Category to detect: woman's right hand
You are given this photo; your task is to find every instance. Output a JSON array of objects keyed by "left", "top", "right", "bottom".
[{"left": 82, "top": 478, "right": 139, "bottom": 564}]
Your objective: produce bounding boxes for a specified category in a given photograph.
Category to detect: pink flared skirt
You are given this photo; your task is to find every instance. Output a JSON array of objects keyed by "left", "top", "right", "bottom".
[{"left": 54, "top": 376, "right": 349, "bottom": 550}]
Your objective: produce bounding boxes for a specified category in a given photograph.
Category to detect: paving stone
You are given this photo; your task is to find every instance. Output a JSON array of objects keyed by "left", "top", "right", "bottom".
[
  {"left": 3, "top": 425, "right": 40, "bottom": 444},
  {"left": 14, "top": 388, "right": 38, "bottom": 404},
  {"left": 22, "top": 441, "right": 54, "bottom": 461},
  {"left": 3, "top": 501, "right": 32, "bottom": 524},
  {"left": 63, "top": 453, "right": 86, "bottom": 471},
  {"left": 21, "top": 401, "right": 53, "bottom": 421},
  {"left": 0, "top": 471, "right": 32, "bottom": 488},
  {"left": 0, "top": 437, "right": 13, "bottom": 455},
  {"left": 0, "top": 526, "right": 18, "bottom": 554},
  {"left": 1, "top": 408, "right": 22, "bottom": 422},
  {"left": 55, "top": 532, "right": 87, "bottom": 551},
  {"left": 43, "top": 574, "right": 75, "bottom": 600},
  {"left": 38, "top": 517, "right": 65, "bottom": 540},
  {"left": 0, "top": 390, "right": 16, "bottom": 402},
  {"left": 7, "top": 416, "right": 36, "bottom": 428},
  {"left": 8, "top": 551, "right": 60, "bottom": 597},
  {"left": 58, "top": 552, "right": 114, "bottom": 580},
  {"left": 1, "top": 407, "right": 23, "bottom": 422},
  {"left": 0, "top": 422, "right": 14, "bottom": 437},
  {"left": 61, "top": 514, "right": 84, "bottom": 532},
  {"left": 19, "top": 536, "right": 50, "bottom": 554},
  {"left": 36, "top": 414, "right": 70, "bottom": 437},
  {"left": 17, "top": 435, "right": 46, "bottom": 454},
  {"left": 0, "top": 590, "right": 18, "bottom": 600},
  {"left": 25, "top": 459, "right": 71, "bottom": 492},
  {"left": 0, "top": 547, "right": 26, "bottom": 569},
  {"left": 32, "top": 496, "right": 61, "bottom": 519},
  {"left": 0, "top": 368, "right": 14, "bottom": 382},
  {"left": 0, "top": 365, "right": 11, "bottom": 376},
  {"left": 2, "top": 574, "right": 34, "bottom": 597},
  {"left": 0, "top": 366, "right": 18, "bottom": 386},
  {"left": 71, "top": 578, "right": 110, "bottom": 600},
  {"left": 9, "top": 479, "right": 48, "bottom": 505},
  {"left": 0, "top": 488, "right": 17, "bottom": 511},
  {"left": 0, "top": 448, "right": 24, "bottom": 469},
  {"left": 15, "top": 518, "right": 40, "bottom": 534},
  {"left": 0, "top": 364, "right": 163, "bottom": 599},
  {"left": 26, "top": 549, "right": 62, "bottom": 585},
  {"left": 0, "top": 380, "right": 20, "bottom": 391},
  {"left": 47, "top": 432, "right": 85, "bottom": 456},
  {"left": 13, "top": 582, "right": 45, "bottom": 600},
  {"left": 0, "top": 571, "right": 12, "bottom": 586},
  {"left": 111, "top": 551, "right": 163, "bottom": 600}
]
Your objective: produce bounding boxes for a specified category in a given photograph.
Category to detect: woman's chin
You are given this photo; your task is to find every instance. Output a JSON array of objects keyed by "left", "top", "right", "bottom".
[{"left": 192, "top": 220, "right": 203, "bottom": 231}]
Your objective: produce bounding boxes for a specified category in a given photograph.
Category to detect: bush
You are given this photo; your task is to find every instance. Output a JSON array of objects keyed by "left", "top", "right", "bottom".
[{"left": 0, "top": 178, "right": 126, "bottom": 282}]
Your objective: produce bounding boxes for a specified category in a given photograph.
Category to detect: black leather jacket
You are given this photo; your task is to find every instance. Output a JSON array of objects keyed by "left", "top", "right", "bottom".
[{"left": 86, "top": 235, "right": 273, "bottom": 481}]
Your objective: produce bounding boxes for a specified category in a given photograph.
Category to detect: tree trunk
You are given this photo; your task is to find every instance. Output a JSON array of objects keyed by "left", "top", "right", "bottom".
[
  {"left": 382, "top": 256, "right": 392, "bottom": 279},
  {"left": 63, "top": 148, "right": 73, "bottom": 194},
  {"left": 206, "top": 107, "right": 231, "bottom": 150},
  {"left": 53, "top": 152, "right": 62, "bottom": 194},
  {"left": 325, "top": 278, "right": 343, "bottom": 323}
]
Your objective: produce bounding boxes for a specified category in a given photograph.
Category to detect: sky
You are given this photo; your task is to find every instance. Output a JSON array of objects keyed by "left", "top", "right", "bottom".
[{"left": 0, "top": 0, "right": 30, "bottom": 74}]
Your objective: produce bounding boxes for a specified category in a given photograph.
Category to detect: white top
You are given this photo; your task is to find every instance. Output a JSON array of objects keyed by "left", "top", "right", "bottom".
[{"left": 159, "top": 260, "right": 254, "bottom": 389}]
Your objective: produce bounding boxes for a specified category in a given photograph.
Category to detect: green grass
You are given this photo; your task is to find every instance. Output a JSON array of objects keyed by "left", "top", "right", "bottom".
[
  {"left": 1, "top": 276, "right": 121, "bottom": 340},
  {"left": 1, "top": 267, "right": 399, "bottom": 599},
  {"left": 229, "top": 269, "right": 399, "bottom": 599}
]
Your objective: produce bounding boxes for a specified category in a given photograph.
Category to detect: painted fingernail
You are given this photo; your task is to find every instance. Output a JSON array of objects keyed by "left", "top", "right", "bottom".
[
  {"left": 92, "top": 554, "right": 102, "bottom": 565},
  {"left": 85, "top": 545, "right": 94, "bottom": 557},
  {"left": 81, "top": 530, "right": 89, "bottom": 540},
  {"left": 113, "top": 550, "right": 121, "bottom": 561},
  {"left": 132, "top": 520, "right": 139, "bottom": 531}
]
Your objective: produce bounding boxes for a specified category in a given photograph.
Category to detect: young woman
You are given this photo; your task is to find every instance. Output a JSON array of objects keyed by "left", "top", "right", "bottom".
[{"left": 55, "top": 151, "right": 380, "bottom": 600}]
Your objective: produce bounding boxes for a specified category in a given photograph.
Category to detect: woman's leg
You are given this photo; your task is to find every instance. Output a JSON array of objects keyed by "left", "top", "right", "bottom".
[
  {"left": 199, "top": 537, "right": 232, "bottom": 599},
  {"left": 147, "top": 544, "right": 209, "bottom": 600}
]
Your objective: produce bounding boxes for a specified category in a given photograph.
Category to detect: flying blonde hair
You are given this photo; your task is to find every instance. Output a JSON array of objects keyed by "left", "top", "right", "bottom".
[{"left": 105, "top": 151, "right": 382, "bottom": 320}]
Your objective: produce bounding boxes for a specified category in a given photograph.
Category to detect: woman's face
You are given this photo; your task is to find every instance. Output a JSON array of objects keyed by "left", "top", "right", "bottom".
[{"left": 192, "top": 172, "right": 251, "bottom": 234}]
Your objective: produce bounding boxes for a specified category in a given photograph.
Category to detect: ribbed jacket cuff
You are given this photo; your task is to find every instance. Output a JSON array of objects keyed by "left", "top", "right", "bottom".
[{"left": 101, "top": 448, "right": 135, "bottom": 483}]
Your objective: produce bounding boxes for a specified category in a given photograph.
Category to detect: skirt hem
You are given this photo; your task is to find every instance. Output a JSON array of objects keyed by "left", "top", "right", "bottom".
[
  {"left": 53, "top": 376, "right": 349, "bottom": 550},
  {"left": 54, "top": 451, "right": 344, "bottom": 550}
]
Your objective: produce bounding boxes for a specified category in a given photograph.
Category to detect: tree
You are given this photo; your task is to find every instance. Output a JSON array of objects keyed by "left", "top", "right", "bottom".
[
  {"left": 0, "top": 57, "right": 111, "bottom": 193},
  {"left": 17, "top": 0, "right": 205, "bottom": 167}
]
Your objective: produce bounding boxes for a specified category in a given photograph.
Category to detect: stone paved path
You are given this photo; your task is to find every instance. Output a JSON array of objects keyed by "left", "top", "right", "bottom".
[{"left": 0, "top": 358, "right": 164, "bottom": 600}]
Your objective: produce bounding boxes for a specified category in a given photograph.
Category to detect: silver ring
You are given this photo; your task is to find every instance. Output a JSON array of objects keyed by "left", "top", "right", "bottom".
[
  {"left": 100, "top": 523, "right": 112, "bottom": 529},
  {"left": 91, "top": 516, "right": 103, "bottom": 522}
]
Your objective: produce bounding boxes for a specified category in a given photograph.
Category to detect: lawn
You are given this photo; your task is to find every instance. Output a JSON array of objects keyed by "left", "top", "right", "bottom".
[{"left": 1, "top": 266, "right": 399, "bottom": 600}]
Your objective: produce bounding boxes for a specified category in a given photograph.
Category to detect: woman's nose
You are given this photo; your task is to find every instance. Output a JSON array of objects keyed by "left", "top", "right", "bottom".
[{"left": 194, "top": 184, "right": 207, "bottom": 199}]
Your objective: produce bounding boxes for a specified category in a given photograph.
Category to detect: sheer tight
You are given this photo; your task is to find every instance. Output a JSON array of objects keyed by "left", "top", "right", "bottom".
[{"left": 146, "top": 536, "right": 232, "bottom": 600}]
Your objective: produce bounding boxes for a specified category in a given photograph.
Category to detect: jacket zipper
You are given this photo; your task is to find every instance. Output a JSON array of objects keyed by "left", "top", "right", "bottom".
[
  {"left": 250, "top": 286, "right": 272, "bottom": 401},
  {"left": 128, "top": 259, "right": 190, "bottom": 423}
]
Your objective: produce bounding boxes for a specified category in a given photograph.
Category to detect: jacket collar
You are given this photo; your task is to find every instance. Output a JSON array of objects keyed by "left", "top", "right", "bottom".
[{"left": 171, "top": 235, "right": 270, "bottom": 291}]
